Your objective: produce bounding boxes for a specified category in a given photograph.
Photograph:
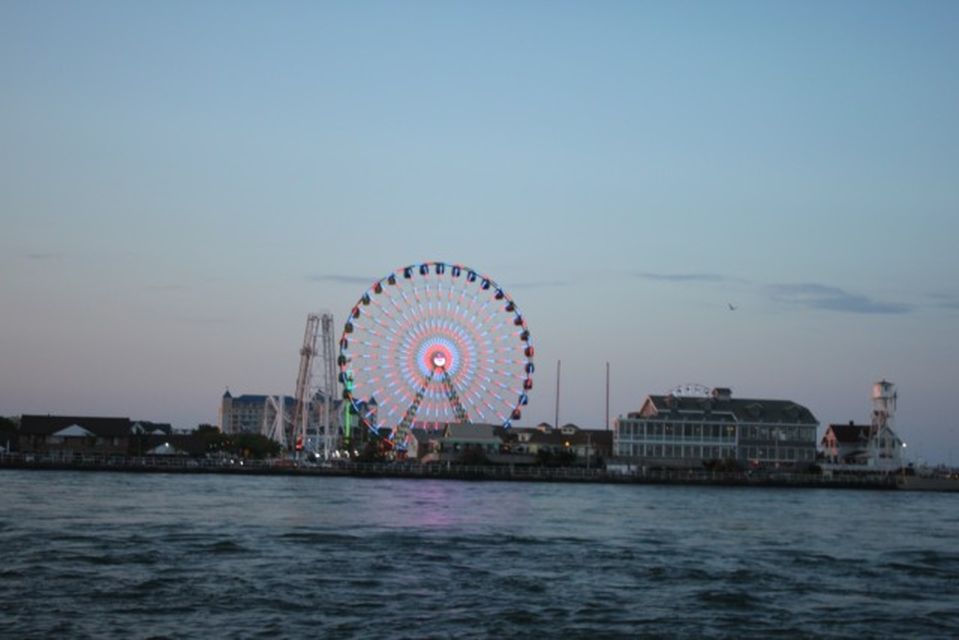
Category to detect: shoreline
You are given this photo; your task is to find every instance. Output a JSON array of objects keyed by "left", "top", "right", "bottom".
[{"left": 0, "top": 454, "right": 914, "bottom": 490}]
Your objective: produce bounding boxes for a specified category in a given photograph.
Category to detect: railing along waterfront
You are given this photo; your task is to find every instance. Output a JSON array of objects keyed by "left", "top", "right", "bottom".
[{"left": 0, "top": 452, "right": 898, "bottom": 488}]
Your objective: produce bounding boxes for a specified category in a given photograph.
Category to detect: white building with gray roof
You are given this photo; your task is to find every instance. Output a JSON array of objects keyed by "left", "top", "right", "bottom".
[{"left": 614, "top": 387, "right": 819, "bottom": 470}]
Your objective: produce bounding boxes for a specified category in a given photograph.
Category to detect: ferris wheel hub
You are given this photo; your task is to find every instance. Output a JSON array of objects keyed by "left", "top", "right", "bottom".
[{"left": 431, "top": 352, "right": 447, "bottom": 369}]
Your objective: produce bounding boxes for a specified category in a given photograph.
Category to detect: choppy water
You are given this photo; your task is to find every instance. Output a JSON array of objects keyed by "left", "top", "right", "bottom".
[{"left": 1, "top": 471, "right": 958, "bottom": 639}]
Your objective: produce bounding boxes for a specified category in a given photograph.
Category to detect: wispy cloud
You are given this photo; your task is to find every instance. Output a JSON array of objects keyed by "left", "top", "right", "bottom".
[
  {"left": 509, "top": 280, "right": 571, "bottom": 290},
  {"left": 146, "top": 284, "right": 189, "bottom": 292},
  {"left": 767, "top": 283, "right": 913, "bottom": 315},
  {"left": 635, "top": 272, "right": 728, "bottom": 283},
  {"left": 308, "top": 274, "right": 377, "bottom": 285},
  {"left": 23, "top": 252, "right": 63, "bottom": 261},
  {"left": 175, "top": 315, "right": 232, "bottom": 325},
  {"left": 927, "top": 293, "right": 959, "bottom": 310}
]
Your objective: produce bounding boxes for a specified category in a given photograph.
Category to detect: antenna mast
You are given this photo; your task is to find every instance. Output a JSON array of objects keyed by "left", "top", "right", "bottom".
[{"left": 554, "top": 359, "right": 561, "bottom": 429}]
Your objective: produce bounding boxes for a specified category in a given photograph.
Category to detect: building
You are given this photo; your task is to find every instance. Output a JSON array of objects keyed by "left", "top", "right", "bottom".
[
  {"left": 613, "top": 387, "right": 819, "bottom": 470},
  {"left": 408, "top": 427, "right": 443, "bottom": 462},
  {"left": 821, "top": 380, "right": 905, "bottom": 472},
  {"left": 17, "top": 415, "right": 170, "bottom": 457},
  {"left": 219, "top": 390, "right": 295, "bottom": 435},
  {"left": 439, "top": 423, "right": 504, "bottom": 462},
  {"left": 568, "top": 428, "right": 612, "bottom": 466},
  {"left": 504, "top": 423, "right": 611, "bottom": 466},
  {"left": 220, "top": 389, "right": 343, "bottom": 452},
  {"left": 821, "top": 422, "right": 871, "bottom": 464}
]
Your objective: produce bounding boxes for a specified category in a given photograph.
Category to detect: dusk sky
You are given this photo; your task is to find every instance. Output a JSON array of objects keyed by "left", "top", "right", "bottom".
[{"left": 2, "top": 1, "right": 957, "bottom": 464}]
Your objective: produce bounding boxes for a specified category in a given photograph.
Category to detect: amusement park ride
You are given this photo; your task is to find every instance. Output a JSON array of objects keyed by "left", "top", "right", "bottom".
[
  {"left": 338, "top": 261, "right": 535, "bottom": 457},
  {"left": 275, "top": 262, "right": 534, "bottom": 460},
  {"left": 267, "top": 312, "right": 337, "bottom": 459}
]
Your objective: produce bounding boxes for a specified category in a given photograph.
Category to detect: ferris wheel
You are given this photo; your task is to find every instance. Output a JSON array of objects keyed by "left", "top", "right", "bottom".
[{"left": 338, "top": 261, "right": 534, "bottom": 447}]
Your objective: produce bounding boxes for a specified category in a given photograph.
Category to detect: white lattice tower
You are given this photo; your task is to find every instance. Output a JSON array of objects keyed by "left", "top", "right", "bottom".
[
  {"left": 292, "top": 314, "right": 320, "bottom": 453},
  {"left": 319, "top": 313, "right": 337, "bottom": 460}
]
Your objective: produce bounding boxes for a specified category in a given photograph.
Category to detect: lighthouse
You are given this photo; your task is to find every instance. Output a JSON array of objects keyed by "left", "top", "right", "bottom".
[{"left": 869, "top": 379, "right": 903, "bottom": 470}]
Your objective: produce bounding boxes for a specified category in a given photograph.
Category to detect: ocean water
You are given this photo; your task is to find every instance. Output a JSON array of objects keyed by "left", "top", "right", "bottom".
[{"left": 1, "top": 471, "right": 957, "bottom": 639}]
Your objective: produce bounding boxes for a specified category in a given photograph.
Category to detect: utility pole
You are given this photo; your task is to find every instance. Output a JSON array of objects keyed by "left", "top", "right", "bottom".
[{"left": 605, "top": 361, "right": 610, "bottom": 431}]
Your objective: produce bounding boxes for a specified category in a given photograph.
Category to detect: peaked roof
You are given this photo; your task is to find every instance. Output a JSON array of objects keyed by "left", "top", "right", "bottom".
[
  {"left": 410, "top": 427, "right": 444, "bottom": 443},
  {"left": 528, "top": 430, "right": 568, "bottom": 446},
  {"left": 444, "top": 423, "right": 501, "bottom": 440},
  {"left": 826, "top": 424, "right": 871, "bottom": 443},
  {"left": 227, "top": 394, "right": 296, "bottom": 406},
  {"left": 52, "top": 424, "right": 96, "bottom": 438},
  {"left": 569, "top": 429, "right": 613, "bottom": 447},
  {"left": 638, "top": 394, "right": 818, "bottom": 425},
  {"left": 131, "top": 421, "right": 173, "bottom": 435},
  {"left": 20, "top": 415, "right": 133, "bottom": 438}
]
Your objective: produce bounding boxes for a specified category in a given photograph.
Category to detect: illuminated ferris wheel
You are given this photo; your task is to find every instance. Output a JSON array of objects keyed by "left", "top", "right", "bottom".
[{"left": 338, "top": 261, "right": 534, "bottom": 448}]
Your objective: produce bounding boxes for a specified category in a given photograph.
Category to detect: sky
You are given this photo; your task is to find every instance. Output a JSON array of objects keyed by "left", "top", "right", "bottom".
[{"left": 2, "top": 1, "right": 957, "bottom": 464}]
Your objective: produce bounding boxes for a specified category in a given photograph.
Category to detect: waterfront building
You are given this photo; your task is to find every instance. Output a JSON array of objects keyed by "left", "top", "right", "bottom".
[
  {"left": 408, "top": 428, "right": 442, "bottom": 462},
  {"left": 439, "top": 423, "right": 503, "bottom": 461},
  {"left": 820, "top": 380, "right": 905, "bottom": 472},
  {"left": 613, "top": 387, "right": 819, "bottom": 469},
  {"left": 509, "top": 423, "right": 612, "bottom": 463},
  {"left": 18, "top": 415, "right": 171, "bottom": 457},
  {"left": 821, "top": 422, "right": 872, "bottom": 464},
  {"left": 569, "top": 429, "right": 612, "bottom": 466}
]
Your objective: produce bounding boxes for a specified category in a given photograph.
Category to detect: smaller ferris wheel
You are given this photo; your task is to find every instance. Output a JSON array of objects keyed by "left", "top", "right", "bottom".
[{"left": 338, "top": 261, "right": 534, "bottom": 447}]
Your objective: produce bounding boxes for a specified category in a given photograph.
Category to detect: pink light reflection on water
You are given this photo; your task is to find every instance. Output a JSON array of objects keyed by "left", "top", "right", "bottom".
[{"left": 378, "top": 479, "right": 531, "bottom": 531}]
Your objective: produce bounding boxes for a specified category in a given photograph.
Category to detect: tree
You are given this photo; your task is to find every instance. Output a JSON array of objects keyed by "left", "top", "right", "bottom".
[
  {"left": 0, "top": 416, "right": 17, "bottom": 452},
  {"left": 231, "top": 433, "right": 282, "bottom": 459},
  {"left": 356, "top": 439, "right": 387, "bottom": 463}
]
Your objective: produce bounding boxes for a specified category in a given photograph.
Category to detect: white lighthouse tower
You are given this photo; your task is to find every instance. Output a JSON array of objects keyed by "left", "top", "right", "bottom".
[{"left": 869, "top": 379, "right": 903, "bottom": 470}]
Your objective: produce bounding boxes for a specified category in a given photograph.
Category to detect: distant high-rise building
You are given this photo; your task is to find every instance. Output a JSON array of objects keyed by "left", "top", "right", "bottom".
[
  {"left": 219, "top": 390, "right": 295, "bottom": 435},
  {"left": 218, "top": 389, "right": 343, "bottom": 452}
]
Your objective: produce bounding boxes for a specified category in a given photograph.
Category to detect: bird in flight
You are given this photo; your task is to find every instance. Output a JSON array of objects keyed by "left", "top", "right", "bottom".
[{"left": 727, "top": 303, "right": 737, "bottom": 311}]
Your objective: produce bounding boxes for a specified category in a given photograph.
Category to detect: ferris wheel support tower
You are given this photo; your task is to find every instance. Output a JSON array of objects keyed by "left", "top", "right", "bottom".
[
  {"left": 291, "top": 313, "right": 338, "bottom": 459},
  {"left": 292, "top": 314, "right": 320, "bottom": 454},
  {"left": 319, "top": 313, "right": 337, "bottom": 460}
]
